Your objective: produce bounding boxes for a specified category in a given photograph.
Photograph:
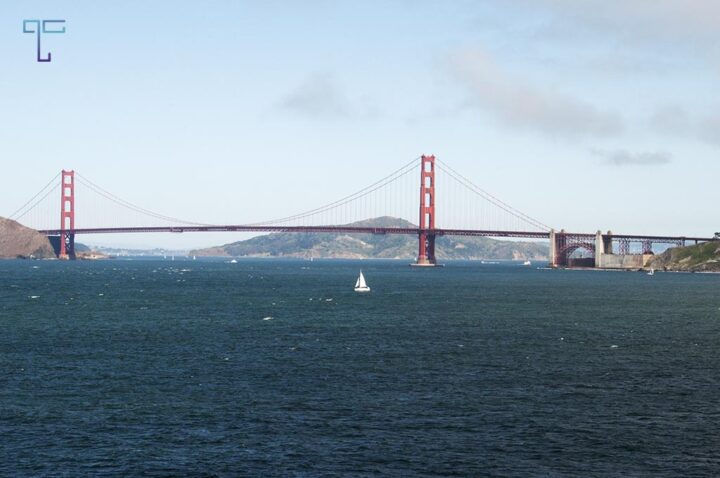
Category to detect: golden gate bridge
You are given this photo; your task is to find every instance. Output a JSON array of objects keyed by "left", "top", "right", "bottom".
[{"left": 8, "top": 155, "right": 715, "bottom": 267}]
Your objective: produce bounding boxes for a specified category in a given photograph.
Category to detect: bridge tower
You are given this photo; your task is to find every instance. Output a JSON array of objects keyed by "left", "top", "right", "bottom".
[
  {"left": 414, "top": 155, "right": 437, "bottom": 266},
  {"left": 59, "top": 170, "right": 75, "bottom": 260}
]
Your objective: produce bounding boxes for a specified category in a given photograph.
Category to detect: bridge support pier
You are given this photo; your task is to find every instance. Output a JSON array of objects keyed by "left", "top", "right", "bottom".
[
  {"left": 59, "top": 232, "right": 75, "bottom": 260},
  {"left": 415, "top": 231, "right": 437, "bottom": 266},
  {"left": 603, "top": 231, "right": 613, "bottom": 254},
  {"left": 594, "top": 230, "right": 604, "bottom": 268}
]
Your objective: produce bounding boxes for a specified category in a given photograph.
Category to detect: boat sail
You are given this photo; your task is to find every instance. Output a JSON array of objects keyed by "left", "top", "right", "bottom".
[{"left": 354, "top": 270, "right": 371, "bottom": 292}]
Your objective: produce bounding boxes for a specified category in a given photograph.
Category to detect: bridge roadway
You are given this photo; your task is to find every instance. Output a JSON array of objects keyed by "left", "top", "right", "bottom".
[{"left": 38, "top": 226, "right": 715, "bottom": 243}]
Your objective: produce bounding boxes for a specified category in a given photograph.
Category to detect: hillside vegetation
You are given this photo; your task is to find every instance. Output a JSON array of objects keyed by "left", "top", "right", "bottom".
[
  {"left": 191, "top": 217, "right": 548, "bottom": 261},
  {"left": 648, "top": 241, "right": 720, "bottom": 272}
]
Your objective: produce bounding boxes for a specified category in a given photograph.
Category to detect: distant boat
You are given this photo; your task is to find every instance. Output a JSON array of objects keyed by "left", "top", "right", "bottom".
[
  {"left": 647, "top": 268, "right": 655, "bottom": 276},
  {"left": 523, "top": 260, "right": 531, "bottom": 266},
  {"left": 230, "top": 259, "right": 238, "bottom": 264},
  {"left": 354, "top": 270, "right": 371, "bottom": 292},
  {"left": 193, "top": 255, "right": 196, "bottom": 261}
]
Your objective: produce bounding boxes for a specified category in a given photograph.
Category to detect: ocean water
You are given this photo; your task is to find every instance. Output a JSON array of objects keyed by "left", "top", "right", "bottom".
[{"left": 1, "top": 259, "right": 719, "bottom": 477}]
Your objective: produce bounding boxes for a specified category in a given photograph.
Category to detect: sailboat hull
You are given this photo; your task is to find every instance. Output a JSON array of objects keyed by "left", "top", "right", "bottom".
[{"left": 354, "top": 287, "right": 371, "bottom": 292}]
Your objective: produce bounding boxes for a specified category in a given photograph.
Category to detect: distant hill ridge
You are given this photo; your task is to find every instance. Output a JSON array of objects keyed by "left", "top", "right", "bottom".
[{"left": 190, "top": 216, "right": 548, "bottom": 260}]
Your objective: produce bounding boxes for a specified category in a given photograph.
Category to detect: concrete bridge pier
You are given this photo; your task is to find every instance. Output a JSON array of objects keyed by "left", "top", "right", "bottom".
[
  {"left": 549, "top": 229, "right": 557, "bottom": 268},
  {"left": 594, "top": 230, "right": 615, "bottom": 267},
  {"left": 594, "top": 231, "right": 604, "bottom": 267},
  {"left": 604, "top": 231, "right": 613, "bottom": 254}
]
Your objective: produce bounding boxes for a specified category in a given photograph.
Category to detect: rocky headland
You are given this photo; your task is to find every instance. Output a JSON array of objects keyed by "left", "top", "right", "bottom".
[
  {"left": 0, "top": 217, "right": 56, "bottom": 259},
  {"left": 648, "top": 241, "right": 720, "bottom": 272}
]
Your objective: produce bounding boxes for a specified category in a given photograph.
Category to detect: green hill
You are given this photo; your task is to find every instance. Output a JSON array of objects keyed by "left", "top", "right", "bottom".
[
  {"left": 190, "top": 217, "right": 548, "bottom": 260},
  {"left": 648, "top": 241, "right": 720, "bottom": 272}
]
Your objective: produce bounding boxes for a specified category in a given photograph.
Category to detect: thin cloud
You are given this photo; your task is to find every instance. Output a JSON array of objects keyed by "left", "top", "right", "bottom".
[
  {"left": 279, "top": 73, "right": 350, "bottom": 118},
  {"left": 520, "top": 0, "right": 720, "bottom": 47},
  {"left": 591, "top": 148, "right": 671, "bottom": 166},
  {"left": 448, "top": 49, "right": 624, "bottom": 139},
  {"left": 490, "top": 1, "right": 720, "bottom": 78},
  {"left": 649, "top": 105, "right": 690, "bottom": 135},
  {"left": 649, "top": 106, "right": 720, "bottom": 146},
  {"left": 697, "top": 115, "right": 720, "bottom": 146}
]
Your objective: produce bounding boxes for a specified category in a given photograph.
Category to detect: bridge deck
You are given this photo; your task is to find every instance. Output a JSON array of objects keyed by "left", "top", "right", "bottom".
[{"left": 37, "top": 226, "right": 715, "bottom": 243}]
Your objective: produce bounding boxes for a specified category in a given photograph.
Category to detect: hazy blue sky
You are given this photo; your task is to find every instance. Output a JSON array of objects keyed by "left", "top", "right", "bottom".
[{"left": 1, "top": 1, "right": 718, "bottom": 248}]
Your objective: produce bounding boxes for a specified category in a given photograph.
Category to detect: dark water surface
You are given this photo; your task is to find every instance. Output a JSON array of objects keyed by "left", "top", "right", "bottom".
[{"left": 1, "top": 259, "right": 719, "bottom": 477}]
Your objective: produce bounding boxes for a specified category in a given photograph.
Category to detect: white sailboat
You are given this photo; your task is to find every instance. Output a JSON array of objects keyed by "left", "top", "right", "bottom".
[
  {"left": 523, "top": 260, "right": 532, "bottom": 266},
  {"left": 647, "top": 268, "right": 655, "bottom": 276},
  {"left": 354, "top": 270, "right": 371, "bottom": 292}
]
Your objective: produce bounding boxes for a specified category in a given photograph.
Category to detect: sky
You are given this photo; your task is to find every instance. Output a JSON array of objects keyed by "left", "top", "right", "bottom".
[{"left": 1, "top": 1, "right": 718, "bottom": 249}]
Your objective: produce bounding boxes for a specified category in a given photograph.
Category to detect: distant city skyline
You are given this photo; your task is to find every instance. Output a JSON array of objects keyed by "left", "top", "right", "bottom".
[{"left": 2, "top": 1, "right": 718, "bottom": 248}]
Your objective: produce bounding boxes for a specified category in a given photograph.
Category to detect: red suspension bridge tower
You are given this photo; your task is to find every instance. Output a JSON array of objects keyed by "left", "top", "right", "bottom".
[
  {"left": 59, "top": 169, "right": 75, "bottom": 260},
  {"left": 414, "top": 154, "right": 437, "bottom": 266}
]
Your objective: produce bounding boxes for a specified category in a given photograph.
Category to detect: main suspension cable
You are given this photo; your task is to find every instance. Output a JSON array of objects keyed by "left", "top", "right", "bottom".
[
  {"left": 75, "top": 173, "right": 211, "bottom": 226},
  {"left": 251, "top": 156, "right": 420, "bottom": 226},
  {"left": 8, "top": 173, "right": 61, "bottom": 220},
  {"left": 436, "top": 159, "right": 552, "bottom": 231}
]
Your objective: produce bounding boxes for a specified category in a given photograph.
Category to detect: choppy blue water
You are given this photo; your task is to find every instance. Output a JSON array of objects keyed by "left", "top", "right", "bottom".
[{"left": 1, "top": 259, "right": 719, "bottom": 477}]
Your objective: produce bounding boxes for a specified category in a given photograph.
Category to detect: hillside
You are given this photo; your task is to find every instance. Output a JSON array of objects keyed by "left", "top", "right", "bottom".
[
  {"left": 648, "top": 241, "right": 720, "bottom": 272},
  {"left": 0, "top": 217, "right": 56, "bottom": 259},
  {"left": 191, "top": 217, "right": 548, "bottom": 260}
]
